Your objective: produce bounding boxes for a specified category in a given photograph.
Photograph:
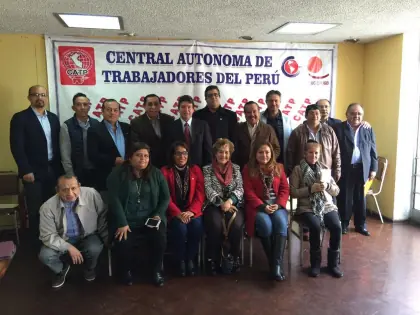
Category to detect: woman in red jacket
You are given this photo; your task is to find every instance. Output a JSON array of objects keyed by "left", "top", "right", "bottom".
[
  {"left": 243, "top": 141, "right": 289, "bottom": 281},
  {"left": 161, "top": 141, "right": 205, "bottom": 277}
]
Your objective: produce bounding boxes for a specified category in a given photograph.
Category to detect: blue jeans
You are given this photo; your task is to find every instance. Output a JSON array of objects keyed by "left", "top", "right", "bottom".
[
  {"left": 38, "top": 234, "right": 103, "bottom": 274},
  {"left": 169, "top": 216, "right": 203, "bottom": 261},
  {"left": 255, "top": 209, "right": 288, "bottom": 237}
]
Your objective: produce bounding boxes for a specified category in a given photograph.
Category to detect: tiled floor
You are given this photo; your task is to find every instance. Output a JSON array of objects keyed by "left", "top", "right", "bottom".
[{"left": 1, "top": 217, "right": 420, "bottom": 315}]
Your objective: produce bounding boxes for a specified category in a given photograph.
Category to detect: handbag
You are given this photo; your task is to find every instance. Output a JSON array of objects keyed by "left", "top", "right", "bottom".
[{"left": 220, "top": 206, "right": 238, "bottom": 275}]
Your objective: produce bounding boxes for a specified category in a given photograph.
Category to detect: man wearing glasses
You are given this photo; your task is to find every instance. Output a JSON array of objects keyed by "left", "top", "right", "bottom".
[
  {"left": 60, "top": 93, "right": 99, "bottom": 188},
  {"left": 10, "top": 85, "right": 63, "bottom": 242},
  {"left": 193, "top": 85, "right": 238, "bottom": 144}
]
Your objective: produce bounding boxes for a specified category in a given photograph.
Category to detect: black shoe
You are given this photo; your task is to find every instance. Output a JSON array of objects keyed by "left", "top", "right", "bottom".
[
  {"left": 327, "top": 249, "right": 344, "bottom": 278},
  {"left": 232, "top": 257, "right": 241, "bottom": 273},
  {"left": 51, "top": 264, "right": 70, "bottom": 289},
  {"left": 355, "top": 227, "right": 370, "bottom": 236},
  {"left": 206, "top": 259, "right": 217, "bottom": 276},
  {"left": 84, "top": 268, "right": 96, "bottom": 282},
  {"left": 153, "top": 271, "right": 165, "bottom": 287},
  {"left": 179, "top": 260, "right": 186, "bottom": 277},
  {"left": 309, "top": 249, "right": 321, "bottom": 278},
  {"left": 186, "top": 260, "right": 196, "bottom": 276},
  {"left": 272, "top": 234, "right": 287, "bottom": 281},
  {"left": 342, "top": 226, "right": 348, "bottom": 234},
  {"left": 121, "top": 271, "right": 133, "bottom": 286}
]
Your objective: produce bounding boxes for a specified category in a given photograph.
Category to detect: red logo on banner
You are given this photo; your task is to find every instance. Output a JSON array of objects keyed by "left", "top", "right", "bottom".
[{"left": 58, "top": 46, "right": 96, "bottom": 85}]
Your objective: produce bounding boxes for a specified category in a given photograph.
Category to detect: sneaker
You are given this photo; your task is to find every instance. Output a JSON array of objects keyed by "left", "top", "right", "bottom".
[
  {"left": 52, "top": 264, "right": 70, "bottom": 289},
  {"left": 84, "top": 269, "right": 96, "bottom": 282}
]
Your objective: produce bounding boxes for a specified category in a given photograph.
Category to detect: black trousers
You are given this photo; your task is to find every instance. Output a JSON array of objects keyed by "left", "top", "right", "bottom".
[
  {"left": 203, "top": 205, "right": 244, "bottom": 260},
  {"left": 77, "top": 168, "right": 97, "bottom": 188},
  {"left": 23, "top": 166, "right": 57, "bottom": 240},
  {"left": 337, "top": 165, "right": 366, "bottom": 228},
  {"left": 300, "top": 211, "right": 341, "bottom": 251},
  {"left": 113, "top": 224, "right": 166, "bottom": 274}
]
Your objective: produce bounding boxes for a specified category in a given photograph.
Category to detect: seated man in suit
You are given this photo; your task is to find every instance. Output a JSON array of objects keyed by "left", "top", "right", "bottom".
[
  {"left": 9, "top": 85, "right": 63, "bottom": 240},
  {"left": 333, "top": 103, "right": 378, "bottom": 236},
  {"left": 167, "top": 95, "right": 212, "bottom": 167},
  {"left": 38, "top": 175, "right": 107, "bottom": 289},
  {"left": 234, "top": 101, "right": 280, "bottom": 169},
  {"left": 130, "top": 94, "right": 174, "bottom": 168},
  {"left": 87, "top": 99, "right": 130, "bottom": 197}
]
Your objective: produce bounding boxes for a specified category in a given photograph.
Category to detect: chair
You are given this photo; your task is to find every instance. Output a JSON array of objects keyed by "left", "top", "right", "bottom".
[
  {"left": 366, "top": 156, "right": 388, "bottom": 224},
  {"left": 0, "top": 172, "right": 21, "bottom": 245}
]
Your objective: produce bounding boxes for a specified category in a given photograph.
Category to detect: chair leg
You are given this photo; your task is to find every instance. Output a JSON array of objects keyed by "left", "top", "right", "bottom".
[
  {"left": 249, "top": 237, "right": 253, "bottom": 267},
  {"left": 287, "top": 226, "right": 292, "bottom": 274},
  {"left": 108, "top": 248, "right": 112, "bottom": 277},
  {"left": 14, "top": 210, "right": 20, "bottom": 245},
  {"left": 299, "top": 225, "right": 304, "bottom": 267},
  {"left": 373, "top": 195, "right": 384, "bottom": 224}
]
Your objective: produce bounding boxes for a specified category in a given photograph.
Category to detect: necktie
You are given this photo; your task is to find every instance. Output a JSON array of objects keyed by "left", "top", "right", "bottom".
[{"left": 184, "top": 122, "right": 191, "bottom": 148}]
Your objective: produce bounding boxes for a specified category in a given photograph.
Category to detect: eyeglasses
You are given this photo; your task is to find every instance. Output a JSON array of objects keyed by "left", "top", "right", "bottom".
[
  {"left": 175, "top": 151, "right": 188, "bottom": 157},
  {"left": 29, "top": 93, "right": 47, "bottom": 98}
]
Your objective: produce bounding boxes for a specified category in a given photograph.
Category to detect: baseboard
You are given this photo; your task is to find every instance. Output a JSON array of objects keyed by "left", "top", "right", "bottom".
[{"left": 366, "top": 209, "right": 409, "bottom": 224}]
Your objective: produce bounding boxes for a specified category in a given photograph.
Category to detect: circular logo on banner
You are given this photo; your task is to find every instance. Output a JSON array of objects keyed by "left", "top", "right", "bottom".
[
  {"left": 281, "top": 56, "right": 300, "bottom": 77},
  {"left": 62, "top": 49, "right": 94, "bottom": 84},
  {"left": 307, "top": 56, "right": 329, "bottom": 79}
]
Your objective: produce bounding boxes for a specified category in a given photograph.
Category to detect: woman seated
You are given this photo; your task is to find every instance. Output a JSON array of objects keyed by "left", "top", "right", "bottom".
[
  {"left": 290, "top": 140, "right": 343, "bottom": 278},
  {"left": 202, "top": 138, "right": 244, "bottom": 275},
  {"left": 161, "top": 141, "right": 204, "bottom": 277},
  {"left": 243, "top": 141, "right": 289, "bottom": 281},
  {"left": 107, "top": 142, "right": 170, "bottom": 287}
]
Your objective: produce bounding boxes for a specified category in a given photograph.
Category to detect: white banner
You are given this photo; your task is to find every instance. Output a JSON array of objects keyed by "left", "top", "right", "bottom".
[{"left": 45, "top": 37, "right": 337, "bottom": 124}]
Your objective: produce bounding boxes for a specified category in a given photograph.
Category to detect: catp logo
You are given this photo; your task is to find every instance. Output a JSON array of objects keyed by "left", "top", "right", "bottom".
[
  {"left": 58, "top": 46, "right": 96, "bottom": 85},
  {"left": 307, "top": 56, "right": 329, "bottom": 79},
  {"left": 281, "top": 56, "right": 300, "bottom": 77}
]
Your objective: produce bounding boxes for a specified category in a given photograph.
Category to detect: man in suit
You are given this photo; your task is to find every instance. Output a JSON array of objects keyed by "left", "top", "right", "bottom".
[
  {"left": 234, "top": 101, "right": 280, "bottom": 169},
  {"left": 130, "top": 94, "right": 174, "bottom": 168},
  {"left": 260, "top": 90, "right": 294, "bottom": 166},
  {"left": 333, "top": 103, "right": 378, "bottom": 236},
  {"left": 167, "top": 95, "right": 212, "bottom": 167},
  {"left": 87, "top": 99, "right": 130, "bottom": 196},
  {"left": 193, "top": 85, "right": 237, "bottom": 144},
  {"left": 10, "top": 85, "right": 63, "bottom": 240},
  {"left": 60, "top": 93, "right": 99, "bottom": 188}
]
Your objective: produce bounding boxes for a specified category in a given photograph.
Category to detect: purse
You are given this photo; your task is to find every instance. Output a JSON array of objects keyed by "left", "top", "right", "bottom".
[{"left": 220, "top": 206, "right": 238, "bottom": 275}]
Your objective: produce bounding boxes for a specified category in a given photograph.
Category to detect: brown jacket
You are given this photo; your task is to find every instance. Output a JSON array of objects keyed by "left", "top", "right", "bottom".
[
  {"left": 286, "top": 122, "right": 341, "bottom": 181},
  {"left": 234, "top": 121, "right": 280, "bottom": 168},
  {"left": 289, "top": 162, "right": 339, "bottom": 215}
]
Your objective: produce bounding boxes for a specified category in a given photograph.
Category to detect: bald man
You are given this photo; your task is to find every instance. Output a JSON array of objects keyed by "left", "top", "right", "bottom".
[
  {"left": 10, "top": 85, "right": 63, "bottom": 241},
  {"left": 316, "top": 99, "right": 342, "bottom": 127}
]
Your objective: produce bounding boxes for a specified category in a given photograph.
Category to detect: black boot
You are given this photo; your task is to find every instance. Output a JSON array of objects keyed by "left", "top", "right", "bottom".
[
  {"left": 327, "top": 249, "right": 343, "bottom": 278},
  {"left": 272, "top": 234, "right": 287, "bottom": 281},
  {"left": 309, "top": 249, "right": 321, "bottom": 277},
  {"left": 260, "top": 237, "right": 272, "bottom": 272}
]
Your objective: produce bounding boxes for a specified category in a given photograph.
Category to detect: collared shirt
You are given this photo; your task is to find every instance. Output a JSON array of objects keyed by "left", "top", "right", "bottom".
[
  {"left": 147, "top": 113, "right": 161, "bottom": 138},
  {"left": 347, "top": 122, "right": 362, "bottom": 164},
  {"left": 62, "top": 200, "right": 83, "bottom": 239},
  {"left": 247, "top": 121, "right": 259, "bottom": 140},
  {"left": 306, "top": 123, "right": 322, "bottom": 142},
  {"left": 32, "top": 107, "right": 53, "bottom": 161},
  {"left": 104, "top": 120, "right": 126, "bottom": 158},
  {"left": 180, "top": 117, "right": 193, "bottom": 134}
]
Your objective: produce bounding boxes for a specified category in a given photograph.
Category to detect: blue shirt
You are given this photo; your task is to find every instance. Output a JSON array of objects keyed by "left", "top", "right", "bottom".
[
  {"left": 347, "top": 122, "right": 362, "bottom": 164},
  {"left": 104, "top": 120, "right": 126, "bottom": 158},
  {"left": 32, "top": 107, "right": 53, "bottom": 161},
  {"left": 62, "top": 200, "right": 83, "bottom": 239}
]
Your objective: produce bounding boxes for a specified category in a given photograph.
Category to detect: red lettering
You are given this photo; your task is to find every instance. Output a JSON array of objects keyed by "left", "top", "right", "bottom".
[
  {"left": 227, "top": 98, "right": 235, "bottom": 105},
  {"left": 133, "top": 109, "right": 143, "bottom": 115},
  {"left": 238, "top": 104, "right": 244, "bottom": 109},
  {"left": 242, "top": 98, "right": 248, "bottom": 103},
  {"left": 100, "top": 97, "right": 107, "bottom": 103},
  {"left": 135, "top": 102, "right": 143, "bottom": 108},
  {"left": 172, "top": 102, "right": 178, "bottom": 108},
  {"left": 298, "top": 109, "right": 306, "bottom": 116},
  {"left": 194, "top": 96, "right": 201, "bottom": 103},
  {"left": 284, "top": 104, "right": 293, "bottom": 110},
  {"left": 140, "top": 96, "right": 145, "bottom": 102},
  {"left": 177, "top": 96, "right": 181, "bottom": 101},
  {"left": 293, "top": 115, "right": 302, "bottom": 121},
  {"left": 95, "top": 103, "right": 102, "bottom": 110},
  {"left": 224, "top": 104, "right": 232, "bottom": 110},
  {"left": 236, "top": 110, "right": 243, "bottom": 117},
  {"left": 258, "top": 98, "right": 265, "bottom": 105},
  {"left": 93, "top": 111, "right": 102, "bottom": 118},
  {"left": 304, "top": 98, "right": 311, "bottom": 105},
  {"left": 170, "top": 109, "right": 179, "bottom": 115},
  {"left": 160, "top": 96, "right": 167, "bottom": 103},
  {"left": 288, "top": 98, "right": 295, "bottom": 104},
  {"left": 282, "top": 110, "right": 290, "bottom": 115},
  {"left": 120, "top": 98, "right": 128, "bottom": 105},
  {"left": 128, "top": 115, "right": 134, "bottom": 121}
]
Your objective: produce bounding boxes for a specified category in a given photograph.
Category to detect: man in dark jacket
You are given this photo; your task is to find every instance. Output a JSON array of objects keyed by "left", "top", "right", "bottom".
[{"left": 60, "top": 93, "right": 99, "bottom": 187}]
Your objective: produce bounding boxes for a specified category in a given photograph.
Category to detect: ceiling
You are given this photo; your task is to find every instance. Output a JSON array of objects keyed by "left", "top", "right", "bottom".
[{"left": 1, "top": 0, "right": 420, "bottom": 43}]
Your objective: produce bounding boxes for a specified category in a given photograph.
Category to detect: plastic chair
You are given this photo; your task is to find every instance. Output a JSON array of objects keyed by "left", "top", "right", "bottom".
[{"left": 366, "top": 156, "right": 388, "bottom": 224}]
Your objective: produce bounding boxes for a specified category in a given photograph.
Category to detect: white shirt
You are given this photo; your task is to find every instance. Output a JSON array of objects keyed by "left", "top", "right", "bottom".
[
  {"left": 347, "top": 122, "right": 362, "bottom": 164},
  {"left": 32, "top": 107, "right": 53, "bottom": 161},
  {"left": 247, "top": 121, "right": 259, "bottom": 139},
  {"left": 180, "top": 117, "right": 193, "bottom": 135},
  {"left": 306, "top": 123, "right": 321, "bottom": 142}
]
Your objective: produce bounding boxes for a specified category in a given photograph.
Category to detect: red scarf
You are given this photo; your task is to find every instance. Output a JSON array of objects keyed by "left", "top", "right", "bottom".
[{"left": 212, "top": 159, "right": 233, "bottom": 186}]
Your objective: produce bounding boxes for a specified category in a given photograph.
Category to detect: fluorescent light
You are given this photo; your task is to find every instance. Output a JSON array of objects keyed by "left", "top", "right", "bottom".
[
  {"left": 270, "top": 22, "right": 339, "bottom": 35},
  {"left": 56, "top": 13, "right": 123, "bottom": 30}
]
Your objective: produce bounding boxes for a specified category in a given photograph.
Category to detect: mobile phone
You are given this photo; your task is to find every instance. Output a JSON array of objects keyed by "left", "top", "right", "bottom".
[{"left": 145, "top": 218, "right": 161, "bottom": 230}]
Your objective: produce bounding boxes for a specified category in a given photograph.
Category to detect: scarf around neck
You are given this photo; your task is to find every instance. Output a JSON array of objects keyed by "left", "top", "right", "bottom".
[{"left": 212, "top": 159, "right": 233, "bottom": 186}]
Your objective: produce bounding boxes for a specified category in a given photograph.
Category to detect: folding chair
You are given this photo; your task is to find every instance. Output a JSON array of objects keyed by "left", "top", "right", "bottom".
[{"left": 366, "top": 156, "right": 388, "bottom": 224}]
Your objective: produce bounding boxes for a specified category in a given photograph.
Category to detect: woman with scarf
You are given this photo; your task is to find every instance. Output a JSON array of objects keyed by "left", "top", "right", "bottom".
[
  {"left": 202, "top": 138, "right": 244, "bottom": 275},
  {"left": 243, "top": 141, "right": 289, "bottom": 281},
  {"left": 161, "top": 141, "right": 205, "bottom": 277},
  {"left": 289, "top": 140, "right": 343, "bottom": 278},
  {"left": 107, "top": 142, "right": 170, "bottom": 287}
]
